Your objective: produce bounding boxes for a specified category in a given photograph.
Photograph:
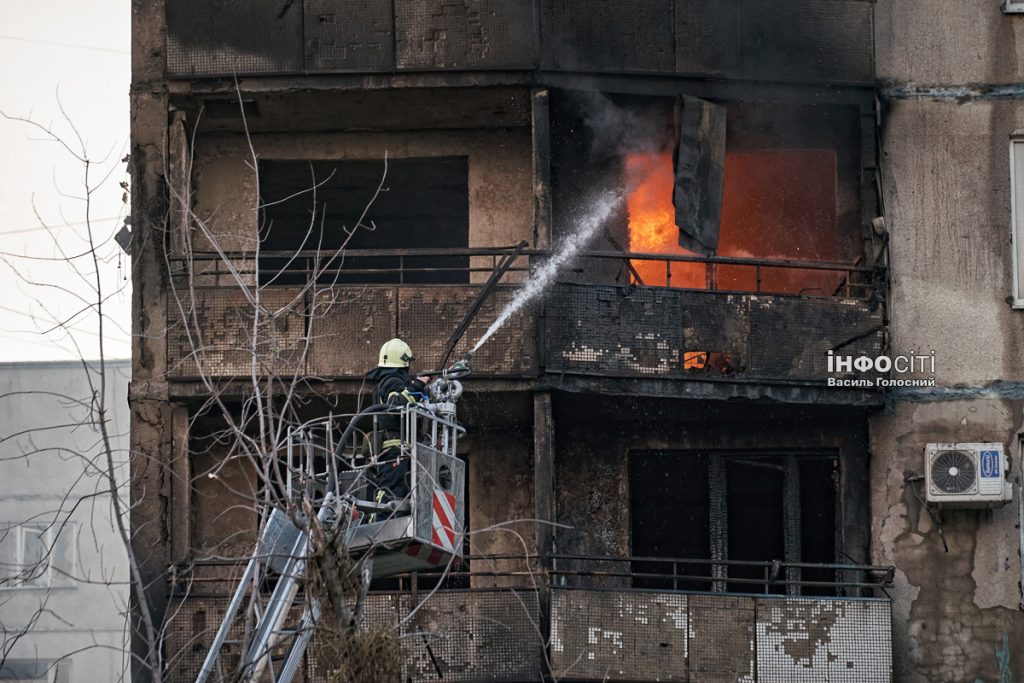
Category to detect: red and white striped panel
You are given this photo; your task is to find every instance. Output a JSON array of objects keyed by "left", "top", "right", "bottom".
[
  {"left": 404, "top": 542, "right": 446, "bottom": 566},
  {"left": 431, "top": 489, "right": 458, "bottom": 552}
]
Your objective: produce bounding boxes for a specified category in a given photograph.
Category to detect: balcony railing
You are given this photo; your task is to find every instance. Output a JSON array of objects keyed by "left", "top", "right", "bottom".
[
  {"left": 169, "top": 554, "right": 894, "bottom": 682},
  {"left": 165, "top": 248, "right": 885, "bottom": 388},
  {"left": 169, "top": 247, "right": 878, "bottom": 299}
]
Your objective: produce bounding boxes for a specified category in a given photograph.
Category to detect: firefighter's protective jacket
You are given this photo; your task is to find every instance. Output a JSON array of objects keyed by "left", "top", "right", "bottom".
[{"left": 366, "top": 366, "right": 426, "bottom": 443}]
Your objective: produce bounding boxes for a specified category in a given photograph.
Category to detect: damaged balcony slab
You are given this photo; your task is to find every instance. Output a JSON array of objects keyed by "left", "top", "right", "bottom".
[
  {"left": 541, "top": 374, "right": 884, "bottom": 406},
  {"left": 549, "top": 588, "right": 892, "bottom": 682},
  {"left": 543, "top": 284, "right": 886, "bottom": 399}
]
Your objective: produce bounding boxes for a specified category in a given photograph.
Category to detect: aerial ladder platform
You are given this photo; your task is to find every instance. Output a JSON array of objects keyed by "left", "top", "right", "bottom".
[{"left": 194, "top": 369, "right": 468, "bottom": 683}]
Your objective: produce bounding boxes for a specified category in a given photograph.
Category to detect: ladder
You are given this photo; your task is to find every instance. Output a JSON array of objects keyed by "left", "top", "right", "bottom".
[
  {"left": 194, "top": 496, "right": 336, "bottom": 683},
  {"left": 194, "top": 394, "right": 467, "bottom": 683}
]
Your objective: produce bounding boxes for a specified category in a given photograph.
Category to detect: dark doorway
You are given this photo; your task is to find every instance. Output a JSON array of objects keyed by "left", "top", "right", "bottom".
[
  {"left": 725, "top": 456, "right": 786, "bottom": 593},
  {"left": 629, "top": 451, "right": 710, "bottom": 590},
  {"left": 258, "top": 157, "right": 470, "bottom": 285}
]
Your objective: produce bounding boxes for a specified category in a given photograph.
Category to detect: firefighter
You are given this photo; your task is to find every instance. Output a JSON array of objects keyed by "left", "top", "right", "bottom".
[{"left": 365, "top": 338, "right": 430, "bottom": 503}]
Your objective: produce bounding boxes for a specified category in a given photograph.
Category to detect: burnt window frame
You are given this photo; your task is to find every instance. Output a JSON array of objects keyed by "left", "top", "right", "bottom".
[{"left": 628, "top": 448, "right": 841, "bottom": 596}]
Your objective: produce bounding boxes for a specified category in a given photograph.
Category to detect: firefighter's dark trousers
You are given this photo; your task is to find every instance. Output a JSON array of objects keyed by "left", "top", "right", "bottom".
[{"left": 373, "top": 446, "right": 410, "bottom": 502}]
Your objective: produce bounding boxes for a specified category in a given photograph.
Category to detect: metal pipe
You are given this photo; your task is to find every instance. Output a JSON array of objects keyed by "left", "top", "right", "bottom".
[{"left": 440, "top": 240, "right": 529, "bottom": 368}]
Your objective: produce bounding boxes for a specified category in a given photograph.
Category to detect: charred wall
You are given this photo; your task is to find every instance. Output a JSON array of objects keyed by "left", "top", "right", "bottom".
[
  {"left": 464, "top": 424, "right": 537, "bottom": 585},
  {"left": 552, "top": 395, "right": 872, "bottom": 571},
  {"left": 175, "top": 393, "right": 536, "bottom": 574},
  {"left": 132, "top": 1, "right": 888, "bottom": 682},
  {"left": 544, "top": 285, "right": 884, "bottom": 383},
  {"left": 164, "top": 0, "right": 875, "bottom": 85},
  {"left": 188, "top": 436, "right": 259, "bottom": 560},
  {"left": 459, "top": 393, "right": 537, "bottom": 585},
  {"left": 130, "top": 2, "right": 173, "bottom": 681}
]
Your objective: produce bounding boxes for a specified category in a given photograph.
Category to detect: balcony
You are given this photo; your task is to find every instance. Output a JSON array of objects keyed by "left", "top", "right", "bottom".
[
  {"left": 167, "top": 555, "right": 893, "bottom": 682},
  {"left": 164, "top": 248, "right": 884, "bottom": 401}
]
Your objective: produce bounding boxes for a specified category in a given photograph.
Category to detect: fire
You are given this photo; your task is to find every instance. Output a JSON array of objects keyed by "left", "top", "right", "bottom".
[
  {"left": 624, "top": 149, "right": 841, "bottom": 296},
  {"left": 625, "top": 153, "right": 706, "bottom": 289},
  {"left": 624, "top": 148, "right": 842, "bottom": 372}
]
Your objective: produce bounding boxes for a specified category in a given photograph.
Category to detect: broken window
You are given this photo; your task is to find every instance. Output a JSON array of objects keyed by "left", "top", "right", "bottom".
[
  {"left": 551, "top": 92, "right": 861, "bottom": 295},
  {"left": 258, "top": 157, "right": 470, "bottom": 286},
  {"left": 629, "top": 450, "right": 838, "bottom": 595},
  {"left": 626, "top": 105, "right": 851, "bottom": 294}
]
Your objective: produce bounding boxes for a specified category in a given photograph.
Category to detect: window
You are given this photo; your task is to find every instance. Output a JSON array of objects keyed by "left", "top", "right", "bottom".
[
  {"left": 258, "top": 157, "right": 470, "bottom": 286},
  {"left": 0, "top": 659, "right": 71, "bottom": 682},
  {"left": 551, "top": 93, "right": 862, "bottom": 296},
  {"left": 1010, "top": 137, "right": 1024, "bottom": 307},
  {"left": 629, "top": 450, "right": 838, "bottom": 595},
  {"left": 0, "top": 523, "right": 76, "bottom": 589}
]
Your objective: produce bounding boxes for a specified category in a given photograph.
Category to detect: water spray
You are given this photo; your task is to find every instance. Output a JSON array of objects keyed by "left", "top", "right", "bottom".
[{"left": 467, "top": 192, "right": 622, "bottom": 356}]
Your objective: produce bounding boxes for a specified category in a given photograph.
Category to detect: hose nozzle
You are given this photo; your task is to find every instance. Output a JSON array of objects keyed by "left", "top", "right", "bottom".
[{"left": 445, "top": 357, "right": 472, "bottom": 379}]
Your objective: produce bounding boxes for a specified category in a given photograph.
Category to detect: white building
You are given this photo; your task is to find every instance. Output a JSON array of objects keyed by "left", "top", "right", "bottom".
[{"left": 0, "top": 360, "right": 130, "bottom": 682}]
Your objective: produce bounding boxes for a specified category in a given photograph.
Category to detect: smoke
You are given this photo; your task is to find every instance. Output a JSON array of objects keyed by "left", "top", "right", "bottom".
[
  {"left": 468, "top": 192, "right": 622, "bottom": 356},
  {"left": 574, "top": 90, "right": 674, "bottom": 160}
]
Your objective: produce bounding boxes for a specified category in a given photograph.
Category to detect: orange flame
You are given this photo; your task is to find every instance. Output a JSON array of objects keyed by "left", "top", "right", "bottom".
[
  {"left": 624, "top": 149, "right": 841, "bottom": 295},
  {"left": 625, "top": 153, "right": 706, "bottom": 289},
  {"left": 624, "top": 148, "right": 842, "bottom": 372}
]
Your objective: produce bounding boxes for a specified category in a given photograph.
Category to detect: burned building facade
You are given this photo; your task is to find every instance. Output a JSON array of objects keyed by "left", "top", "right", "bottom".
[{"left": 128, "top": 1, "right": 1024, "bottom": 681}]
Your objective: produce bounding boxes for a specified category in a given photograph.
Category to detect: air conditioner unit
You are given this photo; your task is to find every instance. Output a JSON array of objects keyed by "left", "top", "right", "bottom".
[
  {"left": 1006, "top": 1, "right": 1024, "bottom": 13},
  {"left": 924, "top": 443, "right": 1012, "bottom": 507}
]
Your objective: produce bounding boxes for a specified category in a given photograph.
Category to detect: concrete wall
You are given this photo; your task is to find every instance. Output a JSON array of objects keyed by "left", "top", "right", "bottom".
[
  {"left": 872, "top": 401, "right": 1023, "bottom": 681},
  {"left": 0, "top": 361, "right": 131, "bottom": 681},
  {"left": 874, "top": 2, "right": 1024, "bottom": 679},
  {"left": 464, "top": 423, "right": 536, "bottom": 586},
  {"left": 881, "top": 100, "right": 1024, "bottom": 384},
  {"left": 876, "top": 0, "right": 1024, "bottom": 86}
]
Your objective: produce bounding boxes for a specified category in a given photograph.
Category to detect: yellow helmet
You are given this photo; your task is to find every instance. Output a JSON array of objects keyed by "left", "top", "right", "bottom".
[{"left": 378, "top": 338, "right": 415, "bottom": 368}]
